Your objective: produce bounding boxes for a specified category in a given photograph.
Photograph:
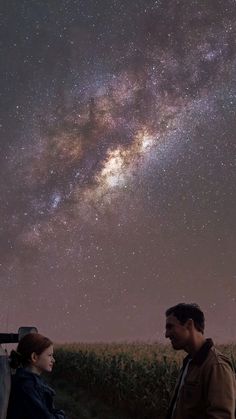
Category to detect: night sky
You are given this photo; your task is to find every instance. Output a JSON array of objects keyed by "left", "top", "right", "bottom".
[{"left": 1, "top": 0, "right": 236, "bottom": 343}]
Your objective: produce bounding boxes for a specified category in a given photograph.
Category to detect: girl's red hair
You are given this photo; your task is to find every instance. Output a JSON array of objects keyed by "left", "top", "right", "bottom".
[{"left": 10, "top": 333, "right": 52, "bottom": 368}]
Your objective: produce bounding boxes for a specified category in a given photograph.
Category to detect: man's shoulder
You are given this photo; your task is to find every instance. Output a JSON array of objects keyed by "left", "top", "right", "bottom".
[{"left": 206, "top": 345, "right": 234, "bottom": 369}]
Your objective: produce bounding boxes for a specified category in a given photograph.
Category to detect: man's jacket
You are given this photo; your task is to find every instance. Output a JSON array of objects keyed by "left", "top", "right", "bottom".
[
  {"left": 166, "top": 338, "right": 236, "bottom": 419},
  {"left": 7, "top": 368, "right": 65, "bottom": 419}
]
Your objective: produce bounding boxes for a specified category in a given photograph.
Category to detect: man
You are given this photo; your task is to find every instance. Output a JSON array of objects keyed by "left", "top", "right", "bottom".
[{"left": 165, "top": 303, "right": 236, "bottom": 419}]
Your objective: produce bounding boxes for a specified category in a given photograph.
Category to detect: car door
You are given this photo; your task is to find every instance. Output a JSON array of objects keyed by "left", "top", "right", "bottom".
[{"left": 0, "top": 346, "right": 11, "bottom": 419}]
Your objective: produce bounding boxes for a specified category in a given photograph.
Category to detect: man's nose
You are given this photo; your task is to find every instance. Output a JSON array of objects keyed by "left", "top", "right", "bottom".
[{"left": 165, "top": 327, "right": 172, "bottom": 338}]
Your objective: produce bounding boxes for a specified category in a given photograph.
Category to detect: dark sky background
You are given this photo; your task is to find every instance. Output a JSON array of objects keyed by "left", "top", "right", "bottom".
[{"left": 0, "top": 0, "right": 236, "bottom": 343}]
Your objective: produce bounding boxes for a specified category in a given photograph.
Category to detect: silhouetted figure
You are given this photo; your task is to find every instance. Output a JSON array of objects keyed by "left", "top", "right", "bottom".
[{"left": 165, "top": 303, "right": 236, "bottom": 419}]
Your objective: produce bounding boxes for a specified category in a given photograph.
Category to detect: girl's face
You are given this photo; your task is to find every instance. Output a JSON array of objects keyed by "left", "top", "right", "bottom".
[{"left": 31, "top": 344, "right": 55, "bottom": 374}]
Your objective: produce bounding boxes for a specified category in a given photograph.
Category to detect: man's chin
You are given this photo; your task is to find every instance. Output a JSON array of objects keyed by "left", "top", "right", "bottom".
[{"left": 171, "top": 341, "right": 182, "bottom": 350}]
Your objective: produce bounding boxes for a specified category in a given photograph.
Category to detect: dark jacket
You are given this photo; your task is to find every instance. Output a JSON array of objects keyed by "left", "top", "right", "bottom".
[
  {"left": 7, "top": 368, "right": 65, "bottom": 419},
  {"left": 166, "top": 339, "right": 236, "bottom": 419}
]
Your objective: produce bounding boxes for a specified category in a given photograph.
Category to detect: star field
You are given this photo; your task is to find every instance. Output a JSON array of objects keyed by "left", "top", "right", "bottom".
[{"left": 0, "top": 0, "right": 236, "bottom": 342}]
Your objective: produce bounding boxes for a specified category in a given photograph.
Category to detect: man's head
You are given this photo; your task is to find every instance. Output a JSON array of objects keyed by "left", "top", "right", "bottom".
[{"left": 165, "top": 303, "right": 205, "bottom": 351}]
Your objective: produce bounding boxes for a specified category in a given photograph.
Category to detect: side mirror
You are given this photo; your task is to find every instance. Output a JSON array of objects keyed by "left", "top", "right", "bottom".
[{"left": 18, "top": 327, "right": 38, "bottom": 341}]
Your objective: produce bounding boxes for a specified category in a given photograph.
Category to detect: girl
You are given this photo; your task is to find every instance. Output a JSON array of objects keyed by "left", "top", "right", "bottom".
[{"left": 7, "top": 332, "right": 66, "bottom": 419}]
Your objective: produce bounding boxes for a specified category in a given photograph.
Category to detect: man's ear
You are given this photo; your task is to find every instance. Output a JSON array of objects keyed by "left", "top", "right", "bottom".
[
  {"left": 185, "top": 318, "right": 194, "bottom": 330},
  {"left": 31, "top": 352, "right": 39, "bottom": 364}
]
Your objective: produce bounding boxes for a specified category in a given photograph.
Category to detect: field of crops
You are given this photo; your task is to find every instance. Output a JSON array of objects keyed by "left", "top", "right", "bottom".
[{"left": 51, "top": 342, "right": 236, "bottom": 419}]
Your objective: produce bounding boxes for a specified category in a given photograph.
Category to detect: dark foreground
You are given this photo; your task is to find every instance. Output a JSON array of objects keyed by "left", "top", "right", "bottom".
[{"left": 49, "top": 376, "right": 132, "bottom": 419}]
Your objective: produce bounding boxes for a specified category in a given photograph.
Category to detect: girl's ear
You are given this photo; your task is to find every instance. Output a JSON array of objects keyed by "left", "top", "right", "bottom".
[{"left": 30, "top": 352, "right": 39, "bottom": 364}]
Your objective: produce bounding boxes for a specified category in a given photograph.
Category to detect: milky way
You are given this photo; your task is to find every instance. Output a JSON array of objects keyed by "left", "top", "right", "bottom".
[{"left": 1, "top": 0, "right": 236, "bottom": 342}]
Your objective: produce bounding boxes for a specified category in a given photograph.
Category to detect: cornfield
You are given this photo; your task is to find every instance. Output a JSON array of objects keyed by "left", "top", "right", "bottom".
[{"left": 52, "top": 342, "right": 236, "bottom": 419}]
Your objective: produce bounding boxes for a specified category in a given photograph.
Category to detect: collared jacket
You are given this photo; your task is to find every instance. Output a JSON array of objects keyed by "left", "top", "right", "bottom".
[
  {"left": 166, "top": 339, "right": 236, "bottom": 419},
  {"left": 7, "top": 368, "right": 65, "bottom": 419}
]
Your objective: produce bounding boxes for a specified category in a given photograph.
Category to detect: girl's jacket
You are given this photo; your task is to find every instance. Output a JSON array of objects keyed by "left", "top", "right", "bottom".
[{"left": 7, "top": 368, "right": 65, "bottom": 419}]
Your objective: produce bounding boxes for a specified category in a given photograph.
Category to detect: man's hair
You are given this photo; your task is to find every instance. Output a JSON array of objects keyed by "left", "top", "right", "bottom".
[{"left": 165, "top": 303, "right": 205, "bottom": 333}]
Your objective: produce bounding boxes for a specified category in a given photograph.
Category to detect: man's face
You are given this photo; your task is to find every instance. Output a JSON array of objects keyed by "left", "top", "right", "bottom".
[{"left": 165, "top": 314, "right": 190, "bottom": 350}]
